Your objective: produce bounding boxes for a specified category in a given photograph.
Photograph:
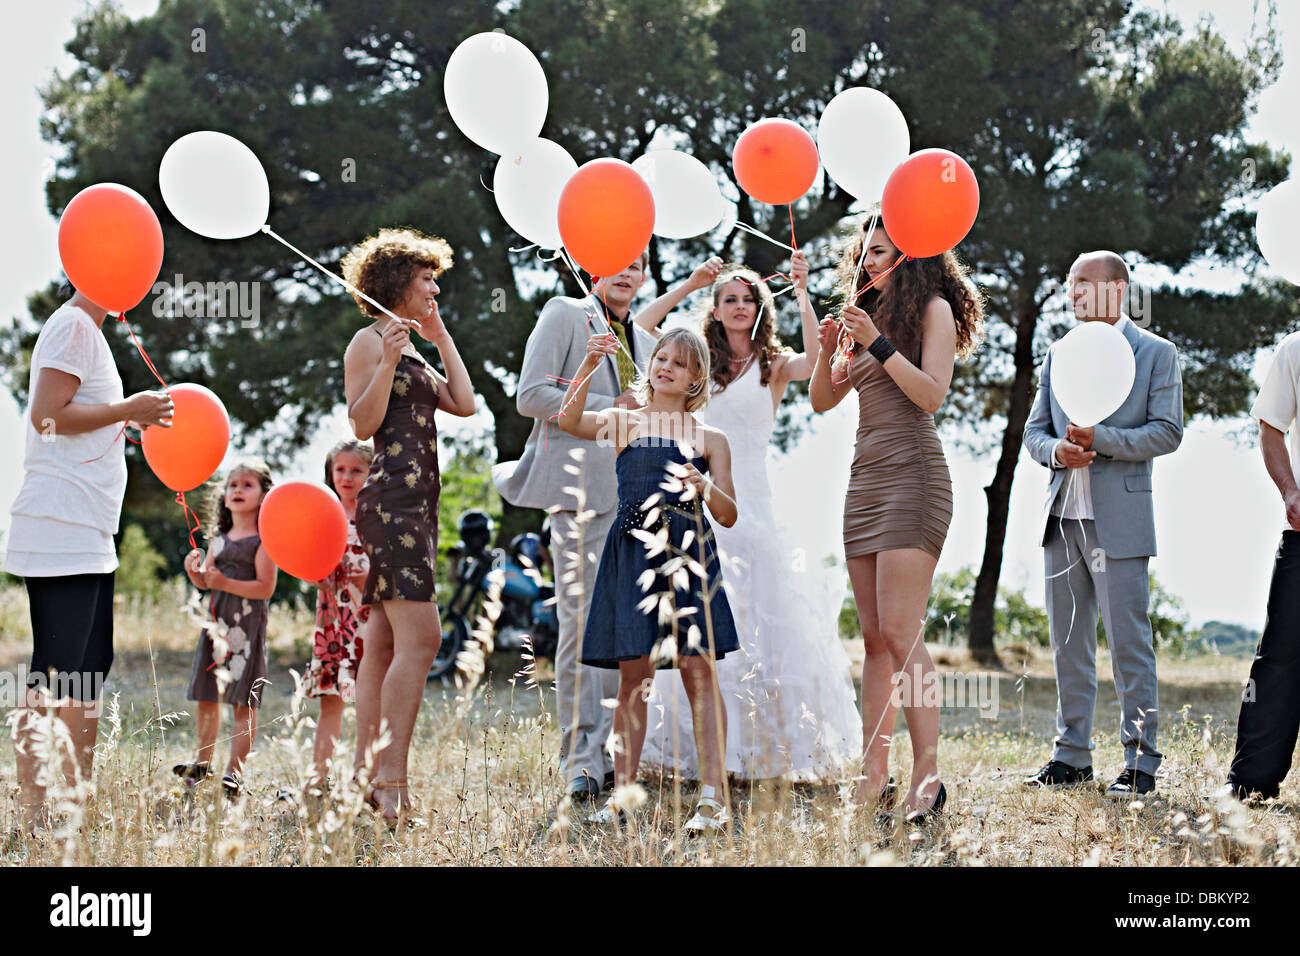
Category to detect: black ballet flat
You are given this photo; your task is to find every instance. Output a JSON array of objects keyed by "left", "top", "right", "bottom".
[
  {"left": 172, "top": 761, "right": 211, "bottom": 784},
  {"left": 873, "top": 776, "right": 899, "bottom": 827},
  {"left": 905, "top": 782, "right": 947, "bottom": 825}
]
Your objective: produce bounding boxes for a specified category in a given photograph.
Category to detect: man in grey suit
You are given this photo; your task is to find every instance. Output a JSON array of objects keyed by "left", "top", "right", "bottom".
[
  {"left": 493, "top": 253, "right": 654, "bottom": 802},
  {"left": 1022, "top": 251, "right": 1183, "bottom": 799}
]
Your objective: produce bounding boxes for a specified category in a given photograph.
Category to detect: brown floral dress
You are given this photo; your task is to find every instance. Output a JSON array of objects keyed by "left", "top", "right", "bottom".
[{"left": 355, "top": 336, "right": 442, "bottom": 605}]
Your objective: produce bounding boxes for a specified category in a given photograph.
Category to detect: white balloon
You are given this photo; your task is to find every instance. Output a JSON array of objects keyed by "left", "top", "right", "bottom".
[
  {"left": 631, "top": 150, "right": 725, "bottom": 239},
  {"left": 1257, "top": 179, "right": 1300, "bottom": 286},
  {"left": 714, "top": 197, "right": 739, "bottom": 236},
  {"left": 493, "top": 138, "right": 577, "bottom": 250},
  {"left": 444, "top": 32, "right": 548, "bottom": 157},
  {"left": 816, "top": 88, "right": 909, "bottom": 202},
  {"left": 1050, "top": 321, "right": 1136, "bottom": 428},
  {"left": 159, "top": 131, "right": 270, "bottom": 239}
]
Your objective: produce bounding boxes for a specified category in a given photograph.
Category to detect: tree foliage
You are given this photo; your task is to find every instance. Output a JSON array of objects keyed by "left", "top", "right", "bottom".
[{"left": 2, "top": 0, "right": 1293, "bottom": 655}]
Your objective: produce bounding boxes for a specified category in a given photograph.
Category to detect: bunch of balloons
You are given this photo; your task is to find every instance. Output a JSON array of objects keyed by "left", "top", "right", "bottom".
[
  {"left": 52, "top": 126, "right": 352, "bottom": 580},
  {"left": 446, "top": 30, "right": 984, "bottom": 278}
]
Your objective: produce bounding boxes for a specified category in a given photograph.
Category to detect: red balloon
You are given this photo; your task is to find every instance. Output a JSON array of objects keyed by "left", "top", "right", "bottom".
[
  {"left": 557, "top": 158, "right": 656, "bottom": 277},
  {"left": 258, "top": 482, "right": 348, "bottom": 582},
  {"left": 141, "top": 383, "right": 230, "bottom": 492},
  {"left": 880, "top": 149, "right": 980, "bottom": 258},
  {"left": 732, "top": 118, "right": 819, "bottom": 205},
  {"left": 57, "top": 183, "right": 164, "bottom": 313}
]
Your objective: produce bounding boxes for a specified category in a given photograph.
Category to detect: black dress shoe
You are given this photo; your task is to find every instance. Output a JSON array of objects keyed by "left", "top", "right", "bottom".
[
  {"left": 905, "top": 782, "right": 947, "bottom": 825},
  {"left": 873, "top": 777, "right": 899, "bottom": 827},
  {"left": 1025, "top": 759, "right": 1093, "bottom": 789},
  {"left": 1219, "top": 779, "right": 1276, "bottom": 805},
  {"left": 601, "top": 770, "right": 616, "bottom": 794},
  {"left": 1106, "top": 768, "right": 1155, "bottom": 800},
  {"left": 567, "top": 776, "right": 601, "bottom": 803}
]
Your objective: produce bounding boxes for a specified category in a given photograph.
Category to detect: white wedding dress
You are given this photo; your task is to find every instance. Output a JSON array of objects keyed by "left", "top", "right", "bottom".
[{"left": 638, "top": 360, "right": 863, "bottom": 781}]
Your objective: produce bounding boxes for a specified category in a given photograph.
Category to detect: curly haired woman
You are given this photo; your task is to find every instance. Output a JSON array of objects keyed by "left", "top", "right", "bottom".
[
  {"left": 809, "top": 209, "right": 984, "bottom": 824},
  {"left": 341, "top": 227, "right": 477, "bottom": 824}
]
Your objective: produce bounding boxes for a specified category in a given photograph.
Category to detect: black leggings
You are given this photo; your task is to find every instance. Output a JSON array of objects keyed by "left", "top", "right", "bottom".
[
  {"left": 1227, "top": 531, "right": 1300, "bottom": 799},
  {"left": 24, "top": 571, "right": 115, "bottom": 703}
]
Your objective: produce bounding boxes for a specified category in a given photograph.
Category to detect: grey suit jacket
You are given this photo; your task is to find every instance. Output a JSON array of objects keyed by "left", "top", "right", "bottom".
[
  {"left": 492, "top": 295, "right": 653, "bottom": 515},
  {"left": 1022, "top": 317, "right": 1183, "bottom": 559}
]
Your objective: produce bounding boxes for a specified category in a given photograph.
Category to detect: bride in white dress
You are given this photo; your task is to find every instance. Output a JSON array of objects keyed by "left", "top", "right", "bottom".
[{"left": 631, "top": 255, "right": 862, "bottom": 781}]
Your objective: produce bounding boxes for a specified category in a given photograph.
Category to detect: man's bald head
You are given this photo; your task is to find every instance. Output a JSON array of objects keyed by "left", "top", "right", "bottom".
[
  {"left": 1068, "top": 250, "right": 1129, "bottom": 321},
  {"left": 1072, "top": 251, "right": 1129, "bottom": 284}
]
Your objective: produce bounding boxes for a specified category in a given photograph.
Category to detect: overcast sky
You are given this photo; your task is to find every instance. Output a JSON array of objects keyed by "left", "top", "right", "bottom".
[{"left": 2, "top": 0, "right": 1297, "bottom": 630}]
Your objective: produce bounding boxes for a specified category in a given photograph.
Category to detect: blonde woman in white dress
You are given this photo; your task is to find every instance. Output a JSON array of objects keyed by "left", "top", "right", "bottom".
[{"left": 632, "top": 254, "right": 862, "bottom": 781}]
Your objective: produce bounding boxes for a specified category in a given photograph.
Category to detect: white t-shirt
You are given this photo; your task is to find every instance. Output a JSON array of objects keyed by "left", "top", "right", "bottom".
[
  {"left": 4, "top": 303, "right": 126, "bottom": 577},
  {"left": 1251, "top": 330, "right": 1300, "bottom": 532}
]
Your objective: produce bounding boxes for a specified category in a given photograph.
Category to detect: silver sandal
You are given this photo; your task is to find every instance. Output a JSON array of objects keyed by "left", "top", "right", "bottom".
[
  {"left": 589, "top": 796, "right": 628, "bottom": 826},
  {"left": 683, "top": 786, "right": 730, "bottom": 835}
]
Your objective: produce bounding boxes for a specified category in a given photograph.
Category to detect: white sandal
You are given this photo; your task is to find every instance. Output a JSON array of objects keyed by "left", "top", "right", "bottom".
[
  {"left": 683, "top": 786, "right": 730, "bottom": 835},
  {"left": 589, "top": 797, "right": 627, "bottom": 826}
]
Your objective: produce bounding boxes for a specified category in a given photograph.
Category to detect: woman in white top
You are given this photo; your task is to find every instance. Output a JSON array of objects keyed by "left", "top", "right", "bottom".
[{"left": 5, "top": 287, "right": 172, "bottom": 833}]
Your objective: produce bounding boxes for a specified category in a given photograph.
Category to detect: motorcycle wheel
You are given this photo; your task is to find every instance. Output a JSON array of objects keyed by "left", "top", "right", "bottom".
[{"left": 428, "top": 614, "right": 468, "bottom": 682}]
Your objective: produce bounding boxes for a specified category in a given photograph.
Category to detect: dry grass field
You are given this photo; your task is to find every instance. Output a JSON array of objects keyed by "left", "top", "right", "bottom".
[{"left": 1, "top": 581, "right": 1295, "bottom": 867}]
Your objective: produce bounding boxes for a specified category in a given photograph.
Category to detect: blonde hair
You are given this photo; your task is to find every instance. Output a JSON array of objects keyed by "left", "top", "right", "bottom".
[{"left": 633, "top": 327, "right": 711, "bottom": 413}]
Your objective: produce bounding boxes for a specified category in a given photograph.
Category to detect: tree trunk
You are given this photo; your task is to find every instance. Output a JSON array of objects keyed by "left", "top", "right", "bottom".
[{"left": 967, "top": 293, "right": 1040, "bottom": 666}]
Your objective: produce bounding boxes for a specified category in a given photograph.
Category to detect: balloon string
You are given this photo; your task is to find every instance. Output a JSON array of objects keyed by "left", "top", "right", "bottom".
[
  {"left": 79, "top": 422, "right": 128, "bottom": 465},
  {"left": 116, "top": 309, "right": 169, "bottom": 390},
  {"left": 787, "top": 203, "right": 797, "bottom": 251},
  {"left": 261, "top": 225, "right": 409, "bottom": 326},
  {"left": 555, "top": 248, "right": 636, "bottom": 367},
  {"left": 829, "top": 252, "right": 909, "bottom": 385},
  {"left": 852, "top": 252, "right": 908, "bottom": 301},
  {"left": 849, "top": 211, "right": 879, "bottom": 301},
  {"left": 176, "top": 491, "right": 202, "bottom": 552},
  {"left": 734, "top": 221, "right": 796, "bottom": 253}
]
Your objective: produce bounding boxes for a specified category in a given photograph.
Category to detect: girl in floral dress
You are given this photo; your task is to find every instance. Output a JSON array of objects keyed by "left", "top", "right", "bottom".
[{"left": 298, "top": 439, "right": 373, "bottom": 793}]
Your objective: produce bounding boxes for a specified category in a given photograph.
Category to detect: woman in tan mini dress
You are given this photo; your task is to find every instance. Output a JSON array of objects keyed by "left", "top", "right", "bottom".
[
  {"left": 810, "top": 210, "right": 984, "bottom": 823},
  {"left": 342, "top": 228, "right": 478, "bottom": 823}
]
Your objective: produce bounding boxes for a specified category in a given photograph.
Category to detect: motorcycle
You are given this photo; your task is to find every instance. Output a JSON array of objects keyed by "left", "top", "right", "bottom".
[{"left": 431, "top": 510, "right": 559, "bottom": 682}]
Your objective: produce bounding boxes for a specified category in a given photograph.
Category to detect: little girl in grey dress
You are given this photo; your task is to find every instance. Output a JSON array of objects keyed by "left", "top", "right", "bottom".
[{"left": 174, "top": 459, "right": 278, "bottom": 797}]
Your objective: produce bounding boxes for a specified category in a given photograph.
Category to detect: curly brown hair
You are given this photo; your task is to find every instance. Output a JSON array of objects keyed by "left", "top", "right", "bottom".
[
  {"left": 208, "top": 457, "right": 274, "bottom": 537},
  {"left": 699, "top": 264, "right": 790, "bottom": 393},
  {"left": 339, "top": 227, "right": 453, "bottom": 318},
  {"left": 834, "top": 207, "right": 984, "bottom": 361}
]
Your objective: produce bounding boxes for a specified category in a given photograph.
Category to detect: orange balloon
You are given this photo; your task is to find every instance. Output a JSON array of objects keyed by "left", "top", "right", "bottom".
[
  {"left": 141, "top": 383, "right": 230, "bottom": 492},
  {"left": 258, "top": 482, "right": 348, "bottom": 581},
  {"left": 57, "top": 183, "right": 165, "bottom": 313},
  {"left": 732, "top": 118, "right": 819, "bottom": 205},
  {"left": 880, "top": 149, "right": 980, "bottom": 258},
  {"left": 557, "top": 159, "right": 655, "bottom": 277}
]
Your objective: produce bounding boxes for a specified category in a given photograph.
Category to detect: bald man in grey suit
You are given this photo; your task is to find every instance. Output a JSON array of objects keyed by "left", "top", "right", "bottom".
[{"left": 1022, "top": 251, "right": 1183, "bottom": 799}]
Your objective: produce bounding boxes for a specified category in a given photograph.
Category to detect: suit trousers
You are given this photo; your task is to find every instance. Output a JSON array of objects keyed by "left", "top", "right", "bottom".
[
  {"left": 1045, "top": 516, "right": 1162, "bottom": 775},
  {"left": 1227, "top": 531, "right": 1300, "bottom": 799},
  {"left": 549, "top": 507, "right": 620, "bottom": 788}
]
